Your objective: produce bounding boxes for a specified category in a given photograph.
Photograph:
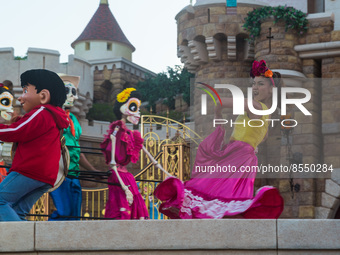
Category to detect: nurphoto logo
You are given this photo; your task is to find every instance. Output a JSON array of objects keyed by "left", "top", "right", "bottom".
[{"left": 198, "top": 83, "right": 311, "bottom": 128}]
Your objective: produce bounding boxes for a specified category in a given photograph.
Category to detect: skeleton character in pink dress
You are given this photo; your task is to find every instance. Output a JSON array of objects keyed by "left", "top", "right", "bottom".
[{"left": 101, "top": 88, "right": 148, "bottom": 219}]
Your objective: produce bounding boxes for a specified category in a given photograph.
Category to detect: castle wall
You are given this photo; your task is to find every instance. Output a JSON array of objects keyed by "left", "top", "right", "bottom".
[
  {"left": 0, "top": 47, "right": 93, "bottom": 119},
  {"left": 176, "top": 1, "right": 340, "bottom": 218},
  {"left": 325, "top": 0, "right": 340, "bottom": 30},
  {"left": 0, "top": 47, "right": 93, "bottom": 96},
  {"left": 0, "top": 48, "right": 59, "bottom": 86},
  {"left": 64, "top": 55, "right": 93, "bottom": 98},
  {"left": 0, "top": 46, "right": 154, "bottom": 122},
  {"left": 194, "top": 0, "right": 307, "bottom": 12},
  {"left": 194, "top": 0, "right": 340, "bottom": 31}
]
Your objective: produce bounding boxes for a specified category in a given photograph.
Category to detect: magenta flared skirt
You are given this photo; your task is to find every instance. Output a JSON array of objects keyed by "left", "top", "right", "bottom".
[
  {"left": 154, "top": 126, "right": 284, "bottom": 219},
  {"left": 105, "top": 171, "right": 149, "bottom": 219}
]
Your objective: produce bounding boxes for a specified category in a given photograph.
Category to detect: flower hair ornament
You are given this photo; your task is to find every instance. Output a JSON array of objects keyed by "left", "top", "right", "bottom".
[
  {"left": 117, "top": 88, "right": 136, "bottom": 103},
  {"left": 0, "top": 83, "right": 10, "bottom": 90},
  {"left": 250, "top": 60, "right": 275, "bottom": 87}
]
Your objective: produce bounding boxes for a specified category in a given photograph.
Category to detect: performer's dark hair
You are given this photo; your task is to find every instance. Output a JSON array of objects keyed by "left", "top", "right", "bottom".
[
  {"left": 20, "top": 69, "right": 66, "bottom": 107},
  {"left": 272, "top": 71, "right": 283, "bottom": 87},
  {"left": 272, "top": 71, "right": 284, "bottom": 109},
  {"left": 113, "top": 90, "right": 141, "bottom": 120}
]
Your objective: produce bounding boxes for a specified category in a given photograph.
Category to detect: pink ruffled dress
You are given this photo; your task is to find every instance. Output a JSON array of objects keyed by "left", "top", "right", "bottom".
[
  {"left": 101, "top": 120, "right": 149, "bottom": 219},
  {"left": 154, "top": 105, "right": 284, "bottom": 219}
]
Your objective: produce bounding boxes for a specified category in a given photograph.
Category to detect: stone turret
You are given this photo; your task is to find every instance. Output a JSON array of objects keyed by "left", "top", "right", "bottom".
[
  {"left": 176, "top": 2, "right": 255, "bottom": 77},
  {"left": 72, "top": 0, "right": 155, "bottom": 103}
]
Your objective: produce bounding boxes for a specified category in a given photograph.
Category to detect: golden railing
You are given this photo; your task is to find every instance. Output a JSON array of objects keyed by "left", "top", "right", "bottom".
[
  {"left": 28, "top": 114, "right": 202, "bottom": 220},
  {"left": 135, "top": 114, "right": 201, "bottom": 219},
  {"left": 81, "top": 187, "right": 108, "bottom": 220},
  {"left": 26, "top": 193, "right": 49, "bottom": 221}
]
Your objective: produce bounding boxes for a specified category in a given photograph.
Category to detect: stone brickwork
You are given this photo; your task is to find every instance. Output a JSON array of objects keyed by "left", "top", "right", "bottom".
[
  {"left": 93, "top": 61, "right": 151, "bottom": 104},
  {"left": 176, "top": 2, "right": 340, "bottom": 218},
  {"left": 257, "top": 19, "right": 302, "bottom": 72}
]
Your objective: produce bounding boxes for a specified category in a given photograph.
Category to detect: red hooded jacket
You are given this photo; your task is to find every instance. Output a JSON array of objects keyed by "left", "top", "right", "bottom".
[{"left": 0, "top": 104, "right": 69, "bottom": 186}]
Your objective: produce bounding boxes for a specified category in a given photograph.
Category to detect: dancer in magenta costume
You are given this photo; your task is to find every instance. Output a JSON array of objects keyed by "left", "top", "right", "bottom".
[
  {"left": 101, "top": 88, "right": 148, "bottom": 219},
  {"left": 154, "top": 60, "right": 284, "bottom": 219}
]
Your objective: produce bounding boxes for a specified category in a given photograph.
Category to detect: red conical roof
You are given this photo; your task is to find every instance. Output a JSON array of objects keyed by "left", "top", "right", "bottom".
[{"left": 71, "top": 2, "right": 135, "bottom": 51}]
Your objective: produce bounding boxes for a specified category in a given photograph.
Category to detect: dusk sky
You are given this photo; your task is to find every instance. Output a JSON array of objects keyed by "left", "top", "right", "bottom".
[{"left": 2, "top": 0, "right": 194, "bottom": 73}]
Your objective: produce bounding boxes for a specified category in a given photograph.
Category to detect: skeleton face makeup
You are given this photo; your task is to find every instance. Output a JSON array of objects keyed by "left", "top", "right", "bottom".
[
  {"left": 63, "top": 82, "right": 78, "bottom": 108},
  {"left": 120, "top": 97, "right": 141, "bottom": 125},
  {"left": 0, "top": 91, "right": 14, "bottom": 120}
]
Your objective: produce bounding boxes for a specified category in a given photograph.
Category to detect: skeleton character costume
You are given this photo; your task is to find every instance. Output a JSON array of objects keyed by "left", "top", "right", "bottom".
[
  {"left": 0, "top": 84, "right": 14, "bottom": 183},
  {"left": 50, "top": 74, "right": 83, "bottom": 220},
  {"left": 101, "top": 88, "right": 148, "bottom": 219}
]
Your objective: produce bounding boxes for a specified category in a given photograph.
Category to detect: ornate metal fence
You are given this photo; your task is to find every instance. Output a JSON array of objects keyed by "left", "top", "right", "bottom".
[
  {"left": 135, "top": 114, "right": 201, "bottom": 219},
  {"left": 81, "top": 187, "right": 108, "bottom": 220}
]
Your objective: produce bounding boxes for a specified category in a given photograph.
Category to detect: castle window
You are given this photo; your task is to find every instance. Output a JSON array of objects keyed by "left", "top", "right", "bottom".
[
  {"left": 308, "top": 0, "right": 325, "bottom": 13},
  {"left": 85, "top": 42, "right": 90, "bottom": 51},
  {"left": 236, "top": 34, "right": 247, "bottom": 61},
  {"left": 107, "top": 42, "right": 112, "bottom": 51}
]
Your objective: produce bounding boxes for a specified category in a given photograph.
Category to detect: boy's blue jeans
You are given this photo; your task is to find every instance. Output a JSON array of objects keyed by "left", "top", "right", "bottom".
[{"left": 0, "top": 171, "right": 51, "bottom": 221}]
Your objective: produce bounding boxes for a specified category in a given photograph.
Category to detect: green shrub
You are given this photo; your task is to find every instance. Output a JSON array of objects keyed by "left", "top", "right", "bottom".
[{"left": 86, "top": 103, "right": 116, "bottom": 122}]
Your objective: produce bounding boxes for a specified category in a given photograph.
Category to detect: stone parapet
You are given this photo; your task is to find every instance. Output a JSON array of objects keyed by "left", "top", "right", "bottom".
[{"left": 0, "top": 219, "right": 338, "bottom": 253}]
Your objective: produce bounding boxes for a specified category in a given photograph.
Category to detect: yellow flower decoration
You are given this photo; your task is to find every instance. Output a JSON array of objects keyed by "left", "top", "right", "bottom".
[{"left": 117, "top": 88, "right": 136, "bottom": 103}]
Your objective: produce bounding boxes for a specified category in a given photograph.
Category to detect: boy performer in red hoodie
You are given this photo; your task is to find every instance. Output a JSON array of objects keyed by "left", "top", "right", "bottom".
[{"left": 0, "top": 69, "right": 69, "bottom": 221}]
